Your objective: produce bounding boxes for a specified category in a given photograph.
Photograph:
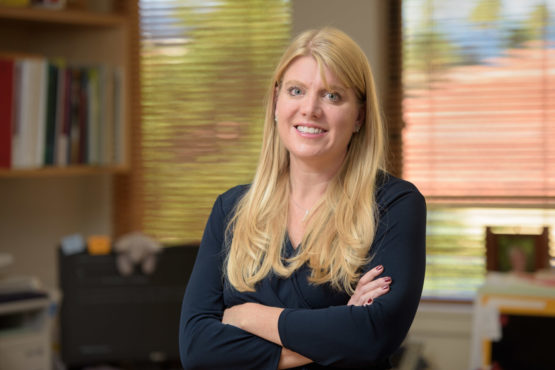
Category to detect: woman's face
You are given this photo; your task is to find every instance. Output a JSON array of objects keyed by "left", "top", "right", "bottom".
[{"left": 275, "top": 56, "right": 364, "bottom": 170}]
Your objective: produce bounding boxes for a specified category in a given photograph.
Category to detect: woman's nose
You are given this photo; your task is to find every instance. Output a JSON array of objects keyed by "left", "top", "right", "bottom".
[{"left": 301, "top": 92, "right": 322, "bottom": 118}]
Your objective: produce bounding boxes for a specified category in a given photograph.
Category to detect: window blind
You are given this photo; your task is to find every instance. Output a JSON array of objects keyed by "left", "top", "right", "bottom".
[
  {"left": 401, "top": 0, "right": 555, "bottom": 298},
  {"left": 117, "top": 0, "right": 291, "bottom": 244}
]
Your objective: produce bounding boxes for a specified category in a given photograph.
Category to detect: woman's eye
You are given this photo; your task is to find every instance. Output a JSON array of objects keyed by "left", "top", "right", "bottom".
[
  {"left": 325, "top": 92, "right": 341, "bottom": 102},
  {"left": 288, "top": 87, "right": 302, "bottom": 96}
]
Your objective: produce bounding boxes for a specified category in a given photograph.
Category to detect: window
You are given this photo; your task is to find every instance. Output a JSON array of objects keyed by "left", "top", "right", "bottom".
[
  {"left": 402, "top": 0, "right": 555, "bottom": 298},
  {"left": 116, "top": 0, "right": 291, "bottom": 244}
]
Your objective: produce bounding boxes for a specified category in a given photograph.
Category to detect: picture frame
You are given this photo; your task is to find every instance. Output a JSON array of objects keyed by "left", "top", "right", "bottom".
[{"left": 485, "top": 227, "right": 550, "bottom": 273}]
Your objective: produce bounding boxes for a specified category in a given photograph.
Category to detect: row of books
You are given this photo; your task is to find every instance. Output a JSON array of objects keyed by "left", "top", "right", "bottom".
[{"left": 0, "top": 55, "right": 125, "bottom": 169}]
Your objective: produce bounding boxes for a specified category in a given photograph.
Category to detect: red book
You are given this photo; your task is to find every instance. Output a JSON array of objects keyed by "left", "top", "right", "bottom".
[{"left": 0, "top": 58, "right": 14, "bottom": 168}]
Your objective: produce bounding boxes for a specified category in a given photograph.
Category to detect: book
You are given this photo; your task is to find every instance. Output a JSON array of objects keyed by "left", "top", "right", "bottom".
[
  {"left": 53, "top": 60, "right": 67, "bottom": 166},
  {"left": 33, "top": 58, "right": 48, "bottom": 167},
  {"left": 78, "top": 67, "right": 88, "bottom": 164},
  {"left": 12, "top": 57, "right": 48, "bottom": 168},
  {"left": 44, "top": 61, "right": 59, "bottom": 165},
  {"left": 57, "top": 66, "right": 72, "bottom": 166},
  {"left": 0, "top": 58, "right": 14, "bottom": 168},
  {"left": 68, "top": 66, "right": 81, "bottom": 165}
]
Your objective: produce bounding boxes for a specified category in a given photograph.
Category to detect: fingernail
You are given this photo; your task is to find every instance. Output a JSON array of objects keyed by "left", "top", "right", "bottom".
[
  {"left": 384, "top": 277, "right": 391, "bottom": 283},
  {"left": 367, "top": 298, "right": 373, "bottom": 304},
  {"left": 383, "top": 285, "right": 389, "bottom": 290},
  {"left": 376, "top": 265, "right": 383, "bottom": 271}
]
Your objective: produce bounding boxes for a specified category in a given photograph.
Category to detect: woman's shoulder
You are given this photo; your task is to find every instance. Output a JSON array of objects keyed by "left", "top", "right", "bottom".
[
  {"left": 218, "top": 184, "right": 251, "bottom": 215},
  {"left": 375, "top": 171, "right": 425, "bottom": 208}
]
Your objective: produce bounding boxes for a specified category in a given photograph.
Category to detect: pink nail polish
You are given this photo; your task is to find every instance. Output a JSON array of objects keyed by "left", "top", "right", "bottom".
[
  {"left": 384, "top": 277, "right": 391, "bottom": 283},
  {"left": 383, "top": 285, "right": 389, "bottom": 290},
  {"left": 376, "top": 265, "right": 383, "bottom": 271}
]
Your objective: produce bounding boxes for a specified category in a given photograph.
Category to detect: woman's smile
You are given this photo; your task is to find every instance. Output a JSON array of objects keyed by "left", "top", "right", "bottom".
[{"left": 294, "top": 124, "right": 327, "bottom": 135}]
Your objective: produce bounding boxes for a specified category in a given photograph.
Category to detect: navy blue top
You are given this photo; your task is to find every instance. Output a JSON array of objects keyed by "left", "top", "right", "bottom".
[{"left": 179, "top": 173, "right": 426, "bottom": 369}]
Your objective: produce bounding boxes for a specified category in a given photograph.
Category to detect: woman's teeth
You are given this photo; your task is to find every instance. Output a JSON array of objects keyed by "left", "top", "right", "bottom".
[{"left": 296, "top": 125, "right": 324, "bottom": 134}]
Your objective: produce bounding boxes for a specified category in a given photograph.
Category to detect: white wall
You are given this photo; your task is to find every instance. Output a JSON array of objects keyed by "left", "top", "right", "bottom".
[{"left": 0, "top": 175, "right": 112, "bottom": 290}]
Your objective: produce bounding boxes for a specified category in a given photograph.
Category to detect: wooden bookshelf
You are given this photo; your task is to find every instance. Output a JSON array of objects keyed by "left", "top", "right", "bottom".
[
  {"left": 0, "top": 5, "right": 127, "bottom": 26},
  {"left": 0, "top": 0, "right": 137, "bottom": 176},
  {"left": 0, "top": 165, "right": 128, "bottom": 178}
]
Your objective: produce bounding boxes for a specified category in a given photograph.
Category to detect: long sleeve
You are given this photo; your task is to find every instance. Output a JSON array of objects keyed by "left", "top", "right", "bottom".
[
  {"left": 179, "top": 191, "right": 282, "bottom": 370},
  {"left": 277, "top": 180, "right": 427, "bottom": 368}
]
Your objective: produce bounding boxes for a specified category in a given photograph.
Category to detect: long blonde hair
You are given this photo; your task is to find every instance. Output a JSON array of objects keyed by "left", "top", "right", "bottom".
[{"left": 225, "top": 27, "right": 386, "bottom": 294}]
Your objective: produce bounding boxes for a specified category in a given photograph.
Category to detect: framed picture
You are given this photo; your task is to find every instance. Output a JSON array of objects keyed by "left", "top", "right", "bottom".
[{"left": 485, "top": 227, "right": 550, "bottom": 273}]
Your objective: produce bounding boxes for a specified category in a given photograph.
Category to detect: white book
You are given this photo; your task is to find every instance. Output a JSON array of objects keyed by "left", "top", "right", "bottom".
[
  {"left": 13, "top": 59, "right": 36, "bottom": 168},
  {"left": 13, "top": 58, "right": 47, "bottom": 169}
]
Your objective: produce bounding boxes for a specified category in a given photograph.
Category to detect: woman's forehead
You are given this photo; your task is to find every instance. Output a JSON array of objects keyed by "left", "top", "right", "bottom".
[{"left": 282, "top": 55, "right": 349, "bottom": 90}]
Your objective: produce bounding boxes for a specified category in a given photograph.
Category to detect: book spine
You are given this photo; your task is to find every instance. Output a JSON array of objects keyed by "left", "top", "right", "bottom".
[
  {"left": 44, "top": 61, "right": 59, "bottom": 166},
  {"left": 78, "top": 67, "right": 88, "bottom": 164},
  {"left": 0, "top": 58, "right": 14, "bottom": 168},
  {"left": 89, "top": 67, "right": 102, "bottom": 165},
  {"left": 69, "top": 67, "right": 81, "bottom": 165},
  {"left": 57, "top": 67, "right": 72, "bottom": 166}
]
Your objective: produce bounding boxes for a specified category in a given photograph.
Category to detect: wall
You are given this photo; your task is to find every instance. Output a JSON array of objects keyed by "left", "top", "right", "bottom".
[{"left": 0, "top": 175, "right": 112, "bottom": 290}]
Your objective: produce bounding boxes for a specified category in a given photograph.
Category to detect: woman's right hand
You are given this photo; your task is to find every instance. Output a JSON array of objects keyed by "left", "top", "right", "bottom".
[{"left": 347, "top": 265, "right": 391, "bottom": 306}]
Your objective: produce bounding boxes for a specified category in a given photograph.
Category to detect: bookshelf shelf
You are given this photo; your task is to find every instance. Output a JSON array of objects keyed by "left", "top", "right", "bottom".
[
  {"left": 0, "top": 6, "right": 126, "bottom": 27},
  {"left": 0, "top": 165, "right": 129, "bottom": 178}
]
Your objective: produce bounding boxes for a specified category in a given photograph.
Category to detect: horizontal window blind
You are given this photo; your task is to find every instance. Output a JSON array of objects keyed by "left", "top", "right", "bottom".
[
  {"left": 401, "top": 0, "right": 555, "bottom": 298},
  {"left": 132, "top": 0, "right": 290, "bottom": 244}
]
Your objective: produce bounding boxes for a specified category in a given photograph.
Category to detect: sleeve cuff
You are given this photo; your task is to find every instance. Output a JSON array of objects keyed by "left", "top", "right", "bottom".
[{"left": 278, "top": 308, "right": 294, "bottom": 349}]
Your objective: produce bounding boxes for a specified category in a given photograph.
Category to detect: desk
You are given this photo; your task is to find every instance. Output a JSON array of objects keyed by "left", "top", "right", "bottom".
[{"left": 470, "top": 273, "right": 555, "bottom": 370}]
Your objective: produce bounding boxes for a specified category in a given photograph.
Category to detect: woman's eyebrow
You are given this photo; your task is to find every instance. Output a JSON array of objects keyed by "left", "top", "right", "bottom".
[{"left": 283, "top": 79, "right": 306, "bottom": 87}]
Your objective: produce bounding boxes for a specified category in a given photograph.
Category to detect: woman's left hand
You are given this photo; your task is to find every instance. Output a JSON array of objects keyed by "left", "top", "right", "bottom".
[{"left": 347, "top": 265, "right": 391, "bottom": 306}]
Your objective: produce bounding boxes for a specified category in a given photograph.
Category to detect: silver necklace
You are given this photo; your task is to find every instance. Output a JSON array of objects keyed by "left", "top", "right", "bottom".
[{"left": 290, "top": 196, "right": 311, "bottom": 222}]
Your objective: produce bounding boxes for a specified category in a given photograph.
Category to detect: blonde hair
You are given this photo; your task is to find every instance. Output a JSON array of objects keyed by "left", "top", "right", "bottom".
[{"left": 225, "top": 27, "right": 386, "bottom": 294}]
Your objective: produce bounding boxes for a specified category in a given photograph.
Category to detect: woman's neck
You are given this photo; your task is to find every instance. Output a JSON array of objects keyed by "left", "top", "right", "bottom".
[{"left": 288, "top": 156, "right": 343, "bottom": 208}]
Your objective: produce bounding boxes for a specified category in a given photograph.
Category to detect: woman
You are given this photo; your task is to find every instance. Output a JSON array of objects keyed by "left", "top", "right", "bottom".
[{"left": 179, "top": 27, "right": 426, "bottom": 369}]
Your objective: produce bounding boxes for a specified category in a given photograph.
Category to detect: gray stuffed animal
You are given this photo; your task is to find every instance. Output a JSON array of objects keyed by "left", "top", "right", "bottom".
[{"left": 114, "top": 231, "right": 161, "bottom": 276}]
